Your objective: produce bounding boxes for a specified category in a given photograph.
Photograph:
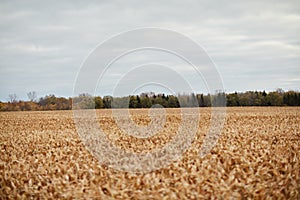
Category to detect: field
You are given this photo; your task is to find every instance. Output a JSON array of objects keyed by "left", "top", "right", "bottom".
[{"left": 0, "top": 107, "right": 299, "bottom": 199}]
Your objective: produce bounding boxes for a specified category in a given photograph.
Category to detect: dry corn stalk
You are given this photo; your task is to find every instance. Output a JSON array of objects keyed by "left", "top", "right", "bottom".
[{"left": 0, "top": 107, "right": 299, "bottom": 199}]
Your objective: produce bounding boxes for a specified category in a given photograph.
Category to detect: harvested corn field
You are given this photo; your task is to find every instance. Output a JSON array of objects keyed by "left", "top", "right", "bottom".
[{"left": 0, "top": 107, "right": 299, "bottom": 199}]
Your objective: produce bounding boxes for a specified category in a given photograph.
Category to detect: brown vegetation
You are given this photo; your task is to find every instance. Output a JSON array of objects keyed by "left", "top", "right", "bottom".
[{"left": 0, "top": 107, "right": 299, "bottom": 199}]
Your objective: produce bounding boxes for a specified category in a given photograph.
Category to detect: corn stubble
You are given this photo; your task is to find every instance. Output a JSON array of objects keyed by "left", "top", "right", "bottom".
[{"left": 0, "top": 107, "right": 299, "bottom": 199}]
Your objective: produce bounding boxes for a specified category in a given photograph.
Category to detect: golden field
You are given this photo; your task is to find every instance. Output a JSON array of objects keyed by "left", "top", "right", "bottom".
[{"left": 0, "top": 107, "right": 299, "bottom": 199}]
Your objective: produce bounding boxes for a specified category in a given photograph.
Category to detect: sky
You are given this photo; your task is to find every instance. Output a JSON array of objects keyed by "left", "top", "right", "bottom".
[{"left": 0, "top": 0, "right": 300, "bottom": 101}]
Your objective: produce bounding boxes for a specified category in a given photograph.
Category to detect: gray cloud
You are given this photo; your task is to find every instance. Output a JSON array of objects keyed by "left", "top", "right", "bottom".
[{"left": 0, "top": 0, "right": 299, "bottom": 101}]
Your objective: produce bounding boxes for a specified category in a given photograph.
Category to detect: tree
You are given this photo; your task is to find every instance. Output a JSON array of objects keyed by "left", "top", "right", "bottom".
[
  {"left": 226, "top": 92, "right": 239, "bottom": 106},
  {"left": 73, "top": 94, "right": 94, "bottom": 109},
  {"left": 38, "top": 94, "right": 71, "bottom": 110},
  {"left": 276, "top": 88, "right": 284, "bottom": 95},
  {"left": 268, "top": 92, "right": 283, "bottom": 106},
  {"left": 38, "top": 95, "right": 56, "bottom": 110},
  {"left": 212, "top": 91, "right": 226, "bottom": 107},
  {"left": 8, "top": 94, "right": 17, "bottom": 103},
  {"left": 262, "top": 90, "right": 267, "bottom": 97},
  {"left": 27, "top": 91, "right": 37, "bottom": 102},
  {"left": 197, "top": 94, "right": 205, "bottom": 107},
  {"left": 140, "top": 95, "right": 152, "bottom": 108},
  {"left": 283, "top": 91, "right": 298, "bottom": 106},
  {"left": 103, "top": 96, "right": 113, "bottom": 108},
  {"left": 189, "top": 93, "right": 198, "bottom": 107},
  {"left": 168, "top": 95, "right": 179, "bottom": 108},
  {"left": 177, "top": 94, "right": 188, "bottom": 107},
  {"left": 111, "top": 96, "right": 129, "bottom": 108},
  {"left": 136, "top": 95, "right": 141, "bottom": 108},
  {"left": 56, "top": 97, "right": 70, "bottom": 110},
  {"left": 153, "top": 95, "right": 168, "bottom": 107},
  {"left": 129, "top": 96, "right": 138, "bottom": 108},
  {"left": 94, "top": 96, "right": 104, "bottom": 109},
  {"left": 203, "top": 94, "right": 212, "bottom": 107}
]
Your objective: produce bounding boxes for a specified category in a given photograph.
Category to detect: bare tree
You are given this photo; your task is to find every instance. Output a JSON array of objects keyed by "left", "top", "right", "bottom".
[
  {"left": 27, "top": 91, "right": 37, "bottom": 102},
  {"left": 8, "top": 94, "right": 18, "bottom": 103}
]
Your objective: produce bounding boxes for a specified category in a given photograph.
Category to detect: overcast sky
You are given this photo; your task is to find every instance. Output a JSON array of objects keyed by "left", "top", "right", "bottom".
[{"left": 0, "top": 0, "right": 299, "bottom": 101}]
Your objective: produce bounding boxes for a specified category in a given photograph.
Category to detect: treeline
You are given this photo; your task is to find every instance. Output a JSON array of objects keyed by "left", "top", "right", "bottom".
[
  {"left": 0, "top": 90, "right": 299, "bottom": 111},
  {"left": 0, "top": 94, "right": 72, "bottom": 112},
  {"left": 226, "top": 90, "right": 300, "bottom": 106}
]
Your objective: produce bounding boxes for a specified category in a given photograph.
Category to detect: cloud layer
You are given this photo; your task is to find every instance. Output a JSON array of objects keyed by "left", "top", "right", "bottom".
[{"left": 0, "top": 0, "right": 299, "bottom": 101}]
